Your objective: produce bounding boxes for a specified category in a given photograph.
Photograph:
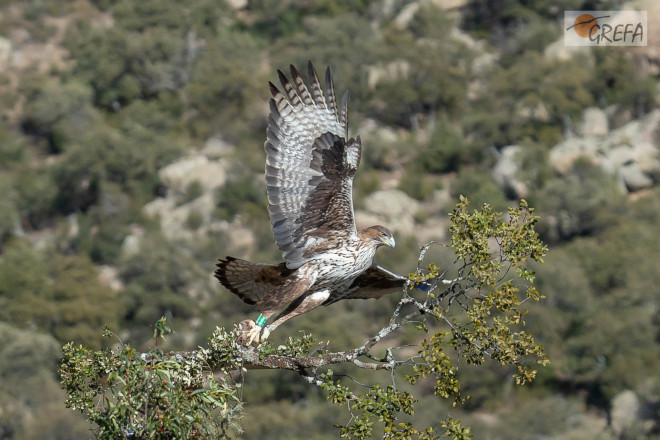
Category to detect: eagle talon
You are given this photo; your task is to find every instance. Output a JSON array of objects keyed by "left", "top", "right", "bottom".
[
  {"left": 246, "top": 325, "right": 263, "bottom": 345},
  {"left": 235, "top": 319, "right": 256, "bottom": 345},
  {"left": 236, "top": 319, "right": 270, "bottom": 346}
]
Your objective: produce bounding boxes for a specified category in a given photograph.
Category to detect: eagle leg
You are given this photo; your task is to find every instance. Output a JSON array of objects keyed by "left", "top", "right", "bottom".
[
  {"left": 265, "top": 289, "right": 331, "bottom": 335},
  {"left": 235, "top": 277, "right": 321, "bottom": 345}
]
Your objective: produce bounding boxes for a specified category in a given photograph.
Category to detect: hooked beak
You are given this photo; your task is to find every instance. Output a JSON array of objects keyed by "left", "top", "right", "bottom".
[{"left": 382, "top": 235, "right": 395, "bottom": 248}]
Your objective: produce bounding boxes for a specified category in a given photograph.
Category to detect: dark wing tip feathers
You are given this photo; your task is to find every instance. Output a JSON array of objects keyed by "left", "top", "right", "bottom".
[
  {"left": 289, "top": 64, "right": 300, "bottom": 80},
  {"left": 325, "top": 65, "right": 333, "bottom": 87},
  {"left": 214, "top": 256, "right": 233, "bottom": 276},
  {"left": 307, "top": 62, "right": 326, "bottom": 108},
  {"left": 306, "top": 61, "right": 318, "bottom": 86},
  {"left": 214, "top": 256, "right": 235, "bottom": 290},
  {"left": 268, "top": 62, "right": 346, "bottom": 124},
  {"left": 324, "top": 66, "right": 334, "bottom": 93},
  {"left": 277, "top": 69, "right": 289, "bottom": 88},
  {"left": 214, "top": 256, "right": 257, "bottom": 305},
  {"left": 268, "top": 81, "right": 280, "bottom": 97},
  {"left": 323, "top": 65, "right": 339, "bottom": 122}
]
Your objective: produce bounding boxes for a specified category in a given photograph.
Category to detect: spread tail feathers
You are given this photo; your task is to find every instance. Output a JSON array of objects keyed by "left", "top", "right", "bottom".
[{"left": 215, "top": 257, "right": 295, "bottom": 305}]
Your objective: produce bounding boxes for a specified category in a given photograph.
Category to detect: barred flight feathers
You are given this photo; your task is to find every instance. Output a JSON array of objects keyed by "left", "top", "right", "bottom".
[{"left": 265, "top": 62, "right": 359, "bottom": 269}]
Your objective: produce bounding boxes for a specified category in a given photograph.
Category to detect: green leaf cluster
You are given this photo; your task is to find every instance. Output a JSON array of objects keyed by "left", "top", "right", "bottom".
[
  {"left": 445, "top": 198, "right": 548, "bottom": 382},
  {"left": 60, "top": 320, "right": 243, "bottom": 439}
]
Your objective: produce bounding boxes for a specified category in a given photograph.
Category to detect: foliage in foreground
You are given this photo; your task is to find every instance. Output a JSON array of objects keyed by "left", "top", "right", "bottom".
[
  {"left": 60, "top": 198, "right": 548, "bottom": 439},
  {"left": 60, "top": 319, "right": 243, "bottom": 439}
]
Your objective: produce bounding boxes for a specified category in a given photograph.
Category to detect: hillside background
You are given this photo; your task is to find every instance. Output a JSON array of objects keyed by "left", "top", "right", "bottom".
[{"left": 0, "top": 0, "right": 658, "bottom": 438}]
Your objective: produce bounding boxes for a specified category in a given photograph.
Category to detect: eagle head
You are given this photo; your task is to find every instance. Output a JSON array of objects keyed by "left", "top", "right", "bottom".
[{"left": 360, "top": 225, "right": 395, "bottom": 248}]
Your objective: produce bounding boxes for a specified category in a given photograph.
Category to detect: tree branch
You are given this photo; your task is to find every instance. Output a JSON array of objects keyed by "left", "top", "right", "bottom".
[{"left": 60, "top": 200, "right": 549, "bottom": 439}]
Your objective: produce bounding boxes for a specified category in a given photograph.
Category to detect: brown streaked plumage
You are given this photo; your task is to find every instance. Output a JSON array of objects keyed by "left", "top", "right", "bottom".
[{"left": 215, "top": 62, "right": 405, "bottom": 345}]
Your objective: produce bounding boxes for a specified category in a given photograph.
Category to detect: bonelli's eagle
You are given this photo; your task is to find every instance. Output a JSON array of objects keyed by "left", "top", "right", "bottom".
[{"left": 215, "top": 62, "right": 409, "bottom": 345}]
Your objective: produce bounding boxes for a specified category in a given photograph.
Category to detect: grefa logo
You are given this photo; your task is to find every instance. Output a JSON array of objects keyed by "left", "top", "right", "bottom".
[{"left": 564, "top": 11, "right": 647, "bottom": 46}]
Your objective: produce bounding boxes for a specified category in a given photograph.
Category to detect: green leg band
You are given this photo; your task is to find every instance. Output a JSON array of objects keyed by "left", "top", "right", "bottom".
[{"left": 255, "top": 314, "right": 267, "bottom": 327}]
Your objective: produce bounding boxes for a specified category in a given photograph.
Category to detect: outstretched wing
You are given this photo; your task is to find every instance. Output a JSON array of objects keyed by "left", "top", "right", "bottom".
[
  {"left": 322, "top": 264, "right": 407, "bottom": 306},
  {"left": 265, "top": 62, "right": 361, "bottom": 268}
]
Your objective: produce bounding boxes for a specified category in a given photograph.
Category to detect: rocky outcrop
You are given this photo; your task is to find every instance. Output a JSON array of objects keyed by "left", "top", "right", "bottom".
[
  {"left": 392, "top": 0, "right": 469, "bottom": 29},
  {"left": 549, "top": 108, "right": 659, "bottom": 192},
  {"left": 610, "top": 390, "right": 654, "bottom": 438},
  {"left": 158, "top": 153, "right": 227, "bottom": 197},
  {"left": 98, "top": 265, "right": 124, "bottom": 291},
  {"left": 139, "top": 139, "right": 255, "bottom": 253},
  {"left": 492, "top": 108, "right": 658, "bottom": 197},
  {"left": 492, "top": 145, "right": 529, "bottom": 199},
  {"left": 366, "top": 61, "right": 410, "bottom": 91},
  {"left": 144, "top": 193, "right": 215, "bottom": 236},
  {"left": 225, "top": 0, "right": 247, "bottom": 9},
  {"left": 201, "top": 136, "right": 235, "bottom": 159},
  {"left": 577, "top": 107, "right": 609, "bottom": 138},
  {"left": 356, "top": 189, "right": 420, "bottom": 236},
  {"left": 549, "top": 137, "right": 601, "bottom": 175}
]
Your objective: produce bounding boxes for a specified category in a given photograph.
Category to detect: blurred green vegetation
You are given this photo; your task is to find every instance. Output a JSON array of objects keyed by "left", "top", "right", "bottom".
[{"left": 0, "top": 0, "right": 658, "bottom": 438}]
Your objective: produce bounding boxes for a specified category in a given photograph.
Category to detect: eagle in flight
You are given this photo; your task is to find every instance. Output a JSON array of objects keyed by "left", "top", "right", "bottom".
[{"left": 215, "top": 62, "right": 408, "bottom": 345}]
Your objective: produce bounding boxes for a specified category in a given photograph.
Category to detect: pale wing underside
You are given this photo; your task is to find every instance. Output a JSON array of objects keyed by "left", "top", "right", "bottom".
[{"left": 265, "top": 62, "right": 360, "bottom": 268}]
